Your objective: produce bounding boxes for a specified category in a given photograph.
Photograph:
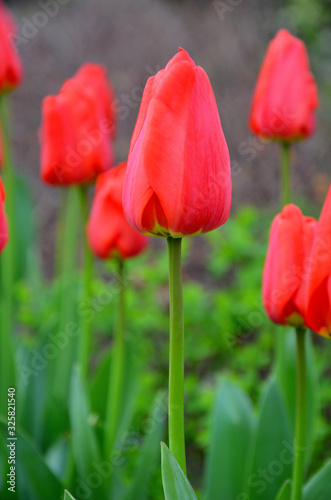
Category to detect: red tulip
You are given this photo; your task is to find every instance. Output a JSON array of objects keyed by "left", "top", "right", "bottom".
[
  {"left": 0, "top": 1, "right": 23, "bottom": 93},
  {"left": 0, "top": 178, "right": 8, "bottom": 252},
  {"left": 262, "top": 204, "right": 317, "bottom": 327},
  {"left": 249, "top": 29, "right": 318, "bottom": 142},
  {"left": 305, "top": 186, "right": 331, "bottom": 337},
  {"left": 40, "top": 64, "right": 116, "bottom": 186},
  {"left": 122, "top": 48, "right": 231, "bottom": 238},
  {"left": 87, "top": 162, "right": 148, "bottom": 259}
]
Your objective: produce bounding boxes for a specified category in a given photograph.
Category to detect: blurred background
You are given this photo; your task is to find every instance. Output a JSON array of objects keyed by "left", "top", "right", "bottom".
[
  {"left": 4, "top": 0, "right": 331, "bottom": 272},
  {"left": 2, "top": 2, "right": 331, "bottom": 496}
]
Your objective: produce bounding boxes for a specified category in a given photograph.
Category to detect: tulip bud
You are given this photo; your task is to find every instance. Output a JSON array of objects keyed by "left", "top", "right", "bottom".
[
  {"left": 249, "top": 29, "right": 318, "bottom": 142},
  {"left": 263, "top": 204, "right": 317, "bottom": 327},
  {"left": 87, "top": 162, "right": 148, "bottom": 260},
  {"left": 40, "top": 64, "right": 116, "bottom": 186},
  {"left": 0, "top": 1, "right": 23, "bottom": 93},
  {"left": 305, "top": 186, "right": 331, "bottom": 337},
  {"left": 123, "top": 48, "right": 231, "bottom": 238},
  {"left": 0, "top": 178, "right": 8, "bottom": 252}
]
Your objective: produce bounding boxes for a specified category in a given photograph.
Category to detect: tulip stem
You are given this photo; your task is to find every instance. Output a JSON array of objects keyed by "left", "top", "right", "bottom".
[
  {"left": 281, "top": 142, "right": 291, "bottom": 207},
  {"left": 105, "top": 258, "right": 126, "bottom": 457},
  {"left": 78, "top": 185, "right": 94, "bottom": 379},
  {"left": 167, "top": 237, "right": 186, "bottom": 475},
  {"left": 291, "top": 327, "right": 307, "bottom": 500},
  {"left": 0, "top": 96, "right": 16, "bottom": 416},
  {"left": 53, "top": 187, "right": 80, "bottom": 402}
]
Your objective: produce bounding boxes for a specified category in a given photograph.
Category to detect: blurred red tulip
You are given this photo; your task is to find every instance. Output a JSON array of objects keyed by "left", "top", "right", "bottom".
[
  {"left": 0, "top": 0, "right": 23, "bottom": 93},
  {"left": 87, "top": 162, "right": 148, "bottom": 259},
  {"left": 40, "top": 64, "right": 116, "bottom": 186},
  {"left": 123, "top": 48, "right": 231, "bottom": 238},
  {"left": 249, "top": 29, "right": 318, "bottom": 142},
  {"left": 0, "top": 178, "right": 8, "bottom": 252},
  {"left": 305, "top": 186, "right": 331, "bottom": 337},
  {"left": 263, "top": 204, "right": 317, "bottom": 327}
]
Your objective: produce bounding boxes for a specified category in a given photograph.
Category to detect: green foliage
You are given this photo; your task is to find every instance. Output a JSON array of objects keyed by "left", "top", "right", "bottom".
[
  {"left": 6, "top": 205, "right": 331, "bottom": 499},
  {"left": 161, "top": 443, "right": 198, "bottom": 500},
  {"left": 204, "top": 380, "right": 255, "bottom": 500},
  {"left": 303, "top": 460, "right": 331, "bottom": 500},
  {"left": 275, "top": 480, "right": 292, "bottom": 500}
]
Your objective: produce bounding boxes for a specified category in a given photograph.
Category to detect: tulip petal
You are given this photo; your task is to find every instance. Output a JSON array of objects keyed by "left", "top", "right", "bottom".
[
  {"left": 250, "top": 29, "right": 318, "bottom": 141},
  {"left": 263, "top": 205, "right": 304, "bottom": 325},
  {"left": 88, "top": 162, "right": 148, "bottom": 259},
  {"left": 305, "top": 186, "right": 331, "bottom": 335}
]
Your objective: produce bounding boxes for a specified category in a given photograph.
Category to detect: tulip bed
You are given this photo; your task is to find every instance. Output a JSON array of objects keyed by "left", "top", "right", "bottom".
[{"left": 0, "top": 2, "right": 331, "bottom": 500}]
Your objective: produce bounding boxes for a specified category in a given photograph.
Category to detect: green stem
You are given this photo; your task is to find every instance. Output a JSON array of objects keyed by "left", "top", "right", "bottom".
[
  {"left": 105, "top": 258, "right": 126, "bottom": 456},
  {"left": 167, "top": 237, "right": 186, "bottom": 474},
  {"left": 78, "top": 185, "right": 93, "bottom": 379},
  {"left": 281, "top": 142, "right": 291, "bottom": 207},
  {"left": 53, "top": 187, "right": 80, "bottom": 402},
  {"left": 291, "top": 328, "right": 307, "bottom": 500},
  {"left": 0, "top": 96, "right": 16, "bottom": 416}
]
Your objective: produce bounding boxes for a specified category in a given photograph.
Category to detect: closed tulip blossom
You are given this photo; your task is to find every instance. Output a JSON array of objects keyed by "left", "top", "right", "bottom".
[
  {"left": 123, "top": 48, "right": 231, "bottom": 476},
  {"left": 87, "top": 162, "right": 148, "bottom": 260},
  {"left": 40, "top": 64, "right": 116, "bottom": 185},
  {"left": 249, "top": 29, "right": 318, "bottom": 142},
  {"left": 0, "top": 178, "right": 8, "bottom": 252},
  {"left": 305, "top": 186, "right": 331, "bottom": 337},
  {"left": 123, "top": 48, "right": 231, "bottom": 238},
  {"left": 0, "top": 0, "right": 23, "bottom": 93},
  {"left": 263, "top": 204, "right": 317, "bottom": 327}
]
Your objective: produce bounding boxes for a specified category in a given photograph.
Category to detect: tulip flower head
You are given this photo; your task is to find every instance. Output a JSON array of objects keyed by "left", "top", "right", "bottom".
[
  {"left": 305, "top": 186, "right": 331, "bottom": 338},
  {"left": 87, "top": 162, "right": 148, "bottom": 260},
  {"left": 0, "top": 0, "right": 23, "bottom": 93},
  {"left": 0, "top": 178, "right": 8, "bottom": 252},
  {"left": 40, "top": 64, "right": 116, "bottom": 186},
  {"left": 263, "top": 204, "right": 317, "bottom": 327},
  {"left": 123, "top": 48, "right": 231, "bottom": 238},
  {"left": 249, "top": 29, "right": 318, "bottom": 142}
]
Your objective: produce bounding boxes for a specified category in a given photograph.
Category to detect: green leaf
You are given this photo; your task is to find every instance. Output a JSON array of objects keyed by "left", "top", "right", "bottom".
[
  {"left": 69, "top": 366, "right": 102, "bottom": 486},
  {"left": 13, "top": 172, "right": 35, "bottom": 281},
  {"left": 246, "top": 380, "right": 293, "bottom": 500},
  {"left": 0, "top": 421, "right": 63, "bottom": 500},
  {"left": 303, "top": 460, "right": 331, "bottom": 500},
  {"left": 64, "top": 491, "right": 76, "bottom": 500},
  {"left": 91, "top": 339, "right": 139, "bottom": 445},
  {"left": 16, "top": 340, "right": 69, "bottom": 450},
  {"left": 161, "top": 443, "right": 198, "bottom": 500},
  {"left": 204, "top": 379, "right": 256, "bottom": 500},
  {"left": 123, "top": 392, "right": 166, "bottom": 500},
  {"left": 275, "top": 480, "right": 292, "bottom": 500},
  {"left": 45, "top": 438, "right": 70, "bottom": 482},
  {"left": 275, "top": 329, "right": 318, "bottom": 466}
]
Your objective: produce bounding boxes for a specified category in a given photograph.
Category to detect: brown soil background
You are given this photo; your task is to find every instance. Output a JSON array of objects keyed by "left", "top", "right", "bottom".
[{"left": 4, "top": 0, "right": 331, "bottom": 270}]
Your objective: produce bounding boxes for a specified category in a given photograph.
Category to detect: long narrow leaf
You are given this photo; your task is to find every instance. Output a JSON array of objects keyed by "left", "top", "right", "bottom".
[
  {"left": 161, "top": 443, "right": 198, "bottom": 500},
  {"left": 204, "top": 379, "right": 255, "bottom": 500},
  {"left": 275, "top": 480, "right": 292, "bottom": 500},
  {"left": 123, "top": 392, "right": 166, "bottom": 500},
  {"left": 246, "top": 380, "right": 293, "bottom": 500},
  {"left": 303, "top": 460, "right": 331, "bottom": 500}
]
